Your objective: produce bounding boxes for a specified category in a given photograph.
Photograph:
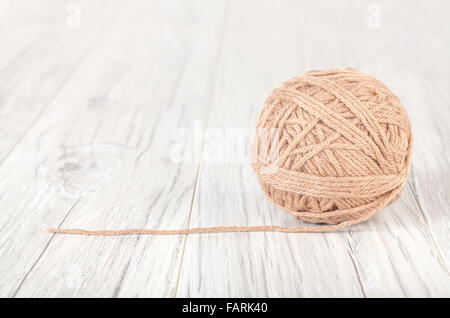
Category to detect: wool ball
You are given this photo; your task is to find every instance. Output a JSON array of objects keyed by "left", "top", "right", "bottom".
[{"left": 252, "top": 68, "right": 412, "bottom": 228}]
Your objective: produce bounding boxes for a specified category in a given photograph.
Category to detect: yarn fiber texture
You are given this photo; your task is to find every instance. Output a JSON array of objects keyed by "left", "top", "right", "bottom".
[{"left": 252, "top": 68, "right": 412, "bottom": 229}]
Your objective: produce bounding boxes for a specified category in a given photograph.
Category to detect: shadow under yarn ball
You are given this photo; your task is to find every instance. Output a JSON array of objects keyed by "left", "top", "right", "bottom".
[{"left": 252, "top": 68, "right": 412, "bottom": 229}]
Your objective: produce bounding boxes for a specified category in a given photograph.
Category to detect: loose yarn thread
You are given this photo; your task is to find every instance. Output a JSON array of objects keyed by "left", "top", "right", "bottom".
[{"left": 48, "top": 68, "right": 412, "bottom": 236}]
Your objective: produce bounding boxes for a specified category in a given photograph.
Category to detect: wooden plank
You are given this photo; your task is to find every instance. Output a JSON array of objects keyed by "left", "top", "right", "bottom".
[
  {"left": 5, "top": 0, "right": 227, "bottom": 297},
  {"left": 365, "top": 0, "right": 450, "bottom": 281},
  {"left": 378, "top": 0, "right": 450, "bottom": 267},
  {"left": 176, "top": 0, "right": 450, "bottom": 297},
  {"left": 0, "top": 0, "right": 108, "bottom": 161},
  {"left": 0, "top": 0, "right": 125, "bottom": 296},
  {"left": 402, "top": 75, "right": 450, "bottom": 267}
]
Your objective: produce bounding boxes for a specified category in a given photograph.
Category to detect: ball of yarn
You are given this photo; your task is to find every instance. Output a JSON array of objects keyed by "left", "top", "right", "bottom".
[{"left": 252, "top": 68, "right": 412, "bottom": 229}]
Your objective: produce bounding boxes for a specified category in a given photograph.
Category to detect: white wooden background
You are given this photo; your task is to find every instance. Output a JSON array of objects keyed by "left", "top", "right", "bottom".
[{"left": 0, "top": 0, "right": 449, "bottom": 297}]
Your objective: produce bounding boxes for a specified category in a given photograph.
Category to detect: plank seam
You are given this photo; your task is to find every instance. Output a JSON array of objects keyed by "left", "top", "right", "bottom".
[
  {"left": 12, "top": 197, "right": 82, "bottom": 297},
  {"left": 407, "top": 181, "right": 450, "bottom": 275},
  {"left": 173, "top": 2, "right": 230, "bottom": 297}
]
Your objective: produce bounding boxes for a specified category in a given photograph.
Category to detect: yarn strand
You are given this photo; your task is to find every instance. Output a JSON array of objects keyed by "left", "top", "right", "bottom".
[{"left": 46, "top": 217, "right": 367, "bottom": 236}]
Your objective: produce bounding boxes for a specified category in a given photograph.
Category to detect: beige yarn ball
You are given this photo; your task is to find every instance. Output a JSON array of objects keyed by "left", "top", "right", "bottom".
[
  {"left": 48, "top": 68, "right": 414, "bottom": 237},
  {"left": 252, "top": 68, "right": 412, "bottom": 229}
]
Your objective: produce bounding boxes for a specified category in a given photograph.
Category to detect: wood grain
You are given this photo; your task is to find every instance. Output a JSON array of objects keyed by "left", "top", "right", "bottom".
[
  {"left": 2, "top": 0, "right": 226, "bottom": 297},
  {"left": 0, "top": 0, "right": 448, "bottom": 297},
  {"left": 0, "top": 0, "right": 125, "bottom": 296}
]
